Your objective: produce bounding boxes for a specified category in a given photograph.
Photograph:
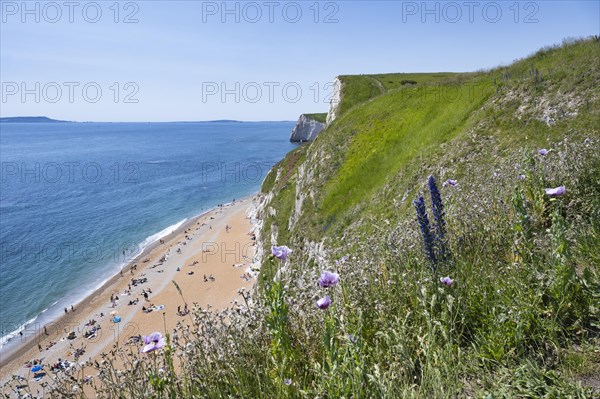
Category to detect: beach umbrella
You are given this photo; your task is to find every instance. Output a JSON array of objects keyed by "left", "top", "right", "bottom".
[
  {"left": 113, "top": 316, "right": 122, "bottom": 323},
  {"left": 31, "top": 365, "right": 43, "bottom": 372}
]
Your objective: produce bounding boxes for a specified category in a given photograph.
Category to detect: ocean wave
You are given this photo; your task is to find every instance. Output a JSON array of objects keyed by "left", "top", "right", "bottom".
[
  {"left": 145, "top": 160, "right": 169, "bottom": 164},
  {"left": 138, "top": 219, "right": 187, "bottom": 251},
  {"left": 0, "top": 315, "right": 42, "bottom": 350}
]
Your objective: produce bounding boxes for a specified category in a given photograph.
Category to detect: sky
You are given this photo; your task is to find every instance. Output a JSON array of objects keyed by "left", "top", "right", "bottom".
[{"left": 0, "top": 0, "right": 598, "bottom": 122}]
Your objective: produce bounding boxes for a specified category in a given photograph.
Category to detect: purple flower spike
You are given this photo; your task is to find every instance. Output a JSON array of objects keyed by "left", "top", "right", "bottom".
[
  {"left": 318, "top": 271, "right": 340, "bottom": 288},
  {"left": 316, "top": 295, "right": 331, "bottom": 309},
  {"left": 440, "top": 276, "right": 454, "bottom": 286},
  {"left": 442, "top": 179, "right": 458, "bottom": 187},
  {"left": 538, "top": 149, "right": 549, "bottom": 156},
  {"left": 348, "top": 334, "right": 358, "bottom": 344},
  {"left": 271, "top": 245, "right": 292, "bottom": 260},
  {"left": 141, "top": 332, "right": 166, "bottom": 353},
  {"left": 283, "top": 378, "right": 292, "bottom": 386},
  {"left": 545, "top": 186, "right": 566, "bottom": 197},
  {"left": 517, "top": 175, "right": 526, "bottom": 180}
]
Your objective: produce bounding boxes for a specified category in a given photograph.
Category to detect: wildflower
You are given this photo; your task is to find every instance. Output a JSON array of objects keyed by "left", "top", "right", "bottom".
[
  {"left": 414, "top": 196, "right": 436, "bottom": 266},
  {"left": 493, "top": 172, "right": 500, "bottom": 178},
  {"left": 316, "top": 295, "right": 331, "bottom": 309},
  {"left": 318, "top": 271, "right": 340, "bottom": 288},
  {"left": 545, "top": 186, "right": 566, "bottom": 197},
  {"left": 283, "top": 378, "right": 292, "bottom": 386},
  {"left": 538, "top": 149, "right": 549, "bottom": 155},
  {"left": 440, "top": 276, "right": 454, "bottom": 286},
  {"left": 442, "top": 179, "right": 458, "bottom": 187},
  {"left": 428, "top": 176, "right": 448, "bottom": 261},
  {"left": 517, "top": 174, "right": 526, "bottom": 180},
  {"left": 271, "top": 245, "right": 292, "bottom": 260},
  {"left": 584, "top": 138, "right": 590, "bottom": 144},
  {"left": 348, "top": 334, "right": 358, "bottom": 344},
  {"left": 141, "top": 332, "right": 166, "bottom": 353}
]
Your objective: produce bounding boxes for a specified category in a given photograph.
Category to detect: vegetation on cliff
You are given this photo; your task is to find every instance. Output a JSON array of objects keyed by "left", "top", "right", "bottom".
[
  {"left": 302, "top": 113, "right": 327, "bottom": 124},
  {"left": 256, "top": 37, "right": 600, "bottom": 397}
]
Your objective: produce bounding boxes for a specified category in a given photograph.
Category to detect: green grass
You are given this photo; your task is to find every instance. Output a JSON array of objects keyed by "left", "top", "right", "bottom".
[
  {"left": 303, "top": 113, "right": 327, "bottom": 124},
  {"left": 335, "top": 72, "right": 467, "bottom": 118},
  {"left": 320, "top": 78, "right": 494, "bottom": 223}
]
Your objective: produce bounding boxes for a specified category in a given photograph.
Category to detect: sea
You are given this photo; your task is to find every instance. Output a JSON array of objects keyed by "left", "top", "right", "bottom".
[{"left": 0, "top": 121, "right": 295, "bottom": 352}]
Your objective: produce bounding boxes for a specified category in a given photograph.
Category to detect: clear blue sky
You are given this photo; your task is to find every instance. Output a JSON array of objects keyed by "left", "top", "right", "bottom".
[{"left": 1, "top": 0, "right": 598, "bottom": 121}]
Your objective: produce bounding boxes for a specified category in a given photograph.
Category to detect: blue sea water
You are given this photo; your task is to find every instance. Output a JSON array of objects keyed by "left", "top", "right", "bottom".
[{"left": 0, "top": 121, "right": 295, "bottom": 350}]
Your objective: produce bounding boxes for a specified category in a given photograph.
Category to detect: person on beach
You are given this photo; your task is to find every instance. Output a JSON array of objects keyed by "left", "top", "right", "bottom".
[{"left": 64, "top": 308, "right": 68, "bottom": 314}]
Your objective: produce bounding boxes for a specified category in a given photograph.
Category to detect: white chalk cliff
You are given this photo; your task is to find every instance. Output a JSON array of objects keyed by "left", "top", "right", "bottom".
[{"left": 289, "top": 114, "right": 325, "bottom": 142}]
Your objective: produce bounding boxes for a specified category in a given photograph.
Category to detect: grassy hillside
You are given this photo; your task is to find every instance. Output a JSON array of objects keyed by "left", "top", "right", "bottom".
[
  {"left": 255, "top": 37, "right": 600, "bottom": 397},
  {"left": 31, "top": 37, "right": 599, "bottom": 398},
  {"left": 264, "top": 38, "right": 599, "bottom": 242},
  {"left": 303, "top": 113, "right": 327, "bottom": 124},
  {"left": 334, "top": 72, "right": 464, "bottom": 117}
]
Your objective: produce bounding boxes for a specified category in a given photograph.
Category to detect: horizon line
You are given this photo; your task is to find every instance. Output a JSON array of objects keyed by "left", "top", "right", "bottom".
[{"left": 0, "top": 116, "right": 298, "bottom": 123}]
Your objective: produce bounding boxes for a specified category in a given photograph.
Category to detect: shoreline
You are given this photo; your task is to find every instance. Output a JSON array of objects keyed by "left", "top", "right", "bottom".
[{"left": 0, "top": 195, "right": 257, "bottom": 376}]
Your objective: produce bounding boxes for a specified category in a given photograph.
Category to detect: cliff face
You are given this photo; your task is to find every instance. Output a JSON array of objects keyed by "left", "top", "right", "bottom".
[
  {"left": 326, "top": 77, "right": 342, "bottom": 125},
  {"left": 289, "top": 114, "right": 325, "bottom": 142}
]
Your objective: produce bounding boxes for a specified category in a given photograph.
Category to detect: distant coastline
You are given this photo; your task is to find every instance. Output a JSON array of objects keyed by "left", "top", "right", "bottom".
[
  {"left": 0, "top": 116, "right": 71, "bottom": 123},
  {"left": 0, "top": 117, "right": 296, "bottom": 124}
]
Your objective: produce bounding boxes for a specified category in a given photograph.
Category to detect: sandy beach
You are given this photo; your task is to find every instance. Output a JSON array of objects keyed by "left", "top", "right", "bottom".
[{"left": 0, "top": 197, "right": 258, "bottom": 395}]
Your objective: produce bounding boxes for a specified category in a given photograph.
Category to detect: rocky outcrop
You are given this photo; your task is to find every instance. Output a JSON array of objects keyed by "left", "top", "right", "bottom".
[{"left": 289, "top": 114, "right": 325, "bottom": 143}]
